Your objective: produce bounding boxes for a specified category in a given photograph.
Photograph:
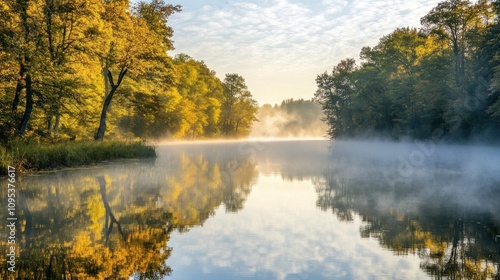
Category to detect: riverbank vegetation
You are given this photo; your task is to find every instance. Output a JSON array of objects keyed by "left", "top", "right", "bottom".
[
  {"left": 0, "top": 141, "right": 155, "bottom": 175},
  {"left": 315, "top": 0, "right": 500, "bottom": 141},
  {"left": 0, "top": 0, "right": 258, "bottom": 171}
]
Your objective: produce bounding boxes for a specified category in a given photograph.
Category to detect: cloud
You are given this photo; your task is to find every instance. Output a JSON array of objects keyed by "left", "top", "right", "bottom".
[
  {"left": 167, "top": 175, "right": 427, "bottom": 279},
  {"left": 169, "top": 0, "right": 442, "bottom": 104}
]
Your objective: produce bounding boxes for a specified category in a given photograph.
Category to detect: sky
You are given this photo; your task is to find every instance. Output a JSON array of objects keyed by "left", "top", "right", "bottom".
[
  {"left": 165, "top": 0, "right": 443, "bottom": 105},
  {"left": 167, "top": 174, "right": 428, "bottom": 279}
]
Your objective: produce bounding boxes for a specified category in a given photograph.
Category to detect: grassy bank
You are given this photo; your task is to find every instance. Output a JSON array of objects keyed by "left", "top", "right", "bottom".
[{"left": 0, "top": 140, "right": 156, "bottom": 175}]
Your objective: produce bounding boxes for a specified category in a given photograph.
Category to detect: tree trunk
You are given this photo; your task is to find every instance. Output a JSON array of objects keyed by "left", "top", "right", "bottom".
[
  {"left": 17, "top": 0, "right": 33, "bottom": 137},
  {"left": 95, "top": 68, "right": 127, "bottom": 141},
  {"left": 95, "top": 87, "right": 116, "bottom": 140},
  {"left": 18, "top": 74, "right": 33, "bottom": 137},
  {"left": 54, "top": 114, "right": 60, "bottom": 137},
  {"left": 12, "top": 63, "right": 27, "bottom": 113},
  {"left": 47, "top": 115, "right": 53, "bottom": 137}
]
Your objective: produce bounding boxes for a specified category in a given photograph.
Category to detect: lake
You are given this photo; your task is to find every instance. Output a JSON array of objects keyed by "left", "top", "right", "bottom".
[{"left": 1, "top": 139, "right": 500, "bottom": 279}]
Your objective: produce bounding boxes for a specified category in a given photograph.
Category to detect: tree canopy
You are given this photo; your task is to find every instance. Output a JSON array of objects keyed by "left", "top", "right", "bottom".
[
  {"left": 316, "top": 0, "right": 500, "bottom": 141},
  {"left": 0, "top": 0, "right": 258, "bottom": 143},
  {"left": 219, "top": 73, "right": 258, "bottom": 138}
]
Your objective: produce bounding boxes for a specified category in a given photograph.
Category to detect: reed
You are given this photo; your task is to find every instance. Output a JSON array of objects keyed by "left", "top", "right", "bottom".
[{"left": 0, "top": 140, "right": 156, "bottom": 175}]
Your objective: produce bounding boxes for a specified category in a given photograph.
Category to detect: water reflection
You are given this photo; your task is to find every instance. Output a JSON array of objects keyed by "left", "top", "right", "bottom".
[
  {"left": 317, "top": 140, "right": 500, "bottom": 279},
  {"left": 0, "top": 143, "right": 258, "bottom": 279},
  {"left": 0, "top": 140, "right": 499, "bottom": 279},
  {"left": 0, "top": 164, "right": 174, "bottom": 279}
]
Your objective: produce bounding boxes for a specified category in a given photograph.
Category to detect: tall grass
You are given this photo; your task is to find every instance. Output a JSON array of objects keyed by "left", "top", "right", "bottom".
[{"left": 0, "top": 140, "right": 156, "bottom": 175}]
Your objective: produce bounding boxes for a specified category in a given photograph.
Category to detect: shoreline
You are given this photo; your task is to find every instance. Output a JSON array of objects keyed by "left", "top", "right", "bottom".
[{"left": 0, "top": 140, "right": 156, "bottom": 176}]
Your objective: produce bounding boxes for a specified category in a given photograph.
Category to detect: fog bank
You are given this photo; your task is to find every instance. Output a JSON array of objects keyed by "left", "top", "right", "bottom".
[{"left": 250, "top": 99, "right": 328, "bottom": 138}]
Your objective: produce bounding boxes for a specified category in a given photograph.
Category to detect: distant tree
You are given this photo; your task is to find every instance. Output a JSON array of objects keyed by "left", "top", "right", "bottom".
[
  {"left": 171, "top": 54, "right": 224, "bottom": 138},
  {"left": 315, "top": 59, "right": 357, "bottom": 138},
  {"left": 219, "top": 73, "right": 258, "bottom": 137}
]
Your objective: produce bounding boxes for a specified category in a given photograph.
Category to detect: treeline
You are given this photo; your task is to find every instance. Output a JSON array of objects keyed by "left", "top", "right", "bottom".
[
  {"left": 251, "top": 99, "right": 327, "bottom": 137},
  {"left": 0, "top": 0, "right": 257, "bottom": 144},
  {"left": 315, "top": 0, "right": 500, "bottom": 141}
]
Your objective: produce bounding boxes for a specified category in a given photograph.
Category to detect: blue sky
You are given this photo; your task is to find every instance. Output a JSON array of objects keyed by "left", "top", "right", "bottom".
[{"left": 164, "top": 0, "right": 442, "bottom": 105}]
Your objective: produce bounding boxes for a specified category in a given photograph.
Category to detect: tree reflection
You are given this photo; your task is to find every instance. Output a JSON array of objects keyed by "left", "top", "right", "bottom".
[
  {"left": 314, "top": 149, "right": 500, "bottom": 279},
  {"left": 157, "top": 143, "right": 258, "bottom": 231},
  {"left": 98, "top": 176, "right": 126, "bottom": 245},
  {"left": 0, "top": 143, "right": 258, "bottom": 279}
]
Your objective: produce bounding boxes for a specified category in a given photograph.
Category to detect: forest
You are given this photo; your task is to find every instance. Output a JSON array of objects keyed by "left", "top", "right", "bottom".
[
  {"left": 315, "top": 0, "right": 500, "bottom": 141},
  {"left": 0, "top": 0, "right": 258, "bottom": 144}
]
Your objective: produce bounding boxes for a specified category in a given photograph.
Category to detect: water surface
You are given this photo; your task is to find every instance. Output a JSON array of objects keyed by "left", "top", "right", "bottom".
[{"left": 1, "top": 139, "right": 499, "bottom": 279}]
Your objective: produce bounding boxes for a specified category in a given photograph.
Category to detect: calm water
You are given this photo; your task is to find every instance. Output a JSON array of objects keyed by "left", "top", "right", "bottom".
[{"left": 1, "top": 139, "right": 500, "bottom": 279}]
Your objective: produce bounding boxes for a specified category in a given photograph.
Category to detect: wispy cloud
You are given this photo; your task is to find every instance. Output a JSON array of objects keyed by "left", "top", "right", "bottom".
[
  {"left": 167, "top": 176, "right": 427, "bottom": 279},
  {"left": 169, "top": 0, "right": 442, "bottom": 104}
]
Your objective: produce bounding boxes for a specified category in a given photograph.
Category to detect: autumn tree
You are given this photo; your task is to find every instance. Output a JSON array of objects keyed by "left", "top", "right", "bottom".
[
  {"left": 219, "top": 73, "right": 258, "bottom": 137},
  {"left": 94, "top": 0, "right": 180, "bottom": 140},
  {"left": 0, "top": 0, "right": 105, "bottom": 140},
  {"left": 0, "top": 0, "right": 41, "bottom": 137},
  {"left": 38, "top": 0, "right": 104, "bottom": 138},
  {"left": 0, "top": 0, "right": 259, "bottom": 143},
  {"left": 171, "top": 54, "right": 223, "bottom": 138}
]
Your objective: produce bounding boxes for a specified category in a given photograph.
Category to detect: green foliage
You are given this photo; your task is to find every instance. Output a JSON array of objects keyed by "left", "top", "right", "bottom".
[
  {"left": 0, "top": 140, "right": 156, "bottom": 175},
  {"left": 133, "top": 0, "right": 181, "bottom": 49},
  {"left": 0, "top": 0, "right": 256, "bottom": 144},
  {"left": 317, "top": 0, "right": 500, "bottom": 141},
  {"left": 220, "top": 73, "right": 258, "bottom": 137},
  {"left": 315, "top": 59, "right": 357, "bottom": 138},
  {"left": 171, "top": 54, "right": 224, "bottom": 138}
]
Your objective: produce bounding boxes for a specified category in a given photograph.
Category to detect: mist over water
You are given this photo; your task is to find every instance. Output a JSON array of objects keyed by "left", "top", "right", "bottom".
[
  {"left": 2, "top": 138, "right": 499, "bottom": 279},
  {"left": 250, "top": 100, "right": 328, "bottom": 138},
  {"left": 156, "top": 138, "right": 500, "bottom": 220},
  {"left": 162, "top": 139, "right": 500, "bottom": 279},
  {"left": 250, "top": 110, "right": 328, "bottom": 138},
  {"left": 324, "top": 140, "right": 500, "bottom": 217}
]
